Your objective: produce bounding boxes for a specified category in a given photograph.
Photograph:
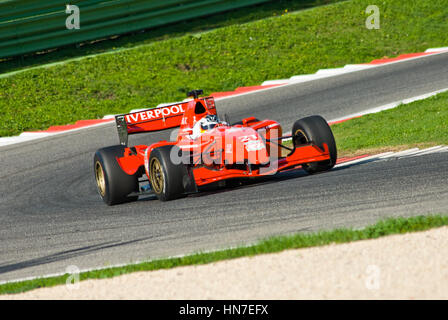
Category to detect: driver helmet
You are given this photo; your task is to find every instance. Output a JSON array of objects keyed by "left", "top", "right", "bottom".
[{"left": 199, "top": 114, "right": 220, "bottom": 132}]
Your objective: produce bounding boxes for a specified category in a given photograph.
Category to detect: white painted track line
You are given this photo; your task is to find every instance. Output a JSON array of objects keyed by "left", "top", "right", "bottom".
[
  {"left": 335, "top": 146, "right": 448, "bottom": 169},
  {"left": 406, "top": 146, "right": 444, "bottom": 156},
  {"left": 0, "top": 120, "right": 113, "bottom": 147},
  {"left": 379, "top": 148, "right": 420, "bottom": 158},
  {"left": 426, "top": 47, "right": 448, "bottom": 53},
  {"left": 329, "top": 86, "right": 448, "bottom": 124},
  {"left": 334, "top": 152, "right": 393, "bottom": 168},
  {"left": 434, "top": 146, "right": 448, "bottom": 153}
]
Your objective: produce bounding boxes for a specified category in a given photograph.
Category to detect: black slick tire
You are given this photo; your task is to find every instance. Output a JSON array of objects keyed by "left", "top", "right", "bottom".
[
  {"left": 94, "top": 145, "right": 139, "bottom": 205},
  {"left": 292, "top": 115, "right": 337, "bottom": 174}
]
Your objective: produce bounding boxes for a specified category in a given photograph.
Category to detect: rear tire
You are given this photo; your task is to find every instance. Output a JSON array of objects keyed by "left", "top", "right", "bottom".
[
  {"left": 148, "top": 145, "right": 186, "bottom": 201},
  {"left": 94, "top": 145, "right": 139, "bottom": 205},
  {"left": 292, "top": 115, "right": 337, "bottom": 174}
]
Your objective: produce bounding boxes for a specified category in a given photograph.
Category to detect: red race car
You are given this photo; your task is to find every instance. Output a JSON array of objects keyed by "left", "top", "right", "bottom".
[{"left": 94, "top": 90, "right": 337, "bottom": 205}]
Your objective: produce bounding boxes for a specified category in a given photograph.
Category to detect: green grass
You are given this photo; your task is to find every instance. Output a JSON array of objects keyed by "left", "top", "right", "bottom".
[
  {"left": 0, "top": 0, "right": 343, "bottom": 74},
  {"left": 1, "top": 214, "right": 447, "bottom": 295},
  {"left": 330, "top": 91, "right": 448, "bottom": 154},
  {"left": 283, "top": 91, "right": 448, "bottom": 155},
  {"left": 1, "top": 0, "right": 447, "bottom": 137}
]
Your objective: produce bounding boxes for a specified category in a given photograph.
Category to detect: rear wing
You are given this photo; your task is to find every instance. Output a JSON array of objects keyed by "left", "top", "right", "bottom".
[{"left": 115, "top": 97, "right": 216, "bottom": 146}]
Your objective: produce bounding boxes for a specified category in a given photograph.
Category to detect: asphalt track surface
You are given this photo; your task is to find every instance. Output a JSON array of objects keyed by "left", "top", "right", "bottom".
[{"left": 1, "top": 52, "right": 448, "bottom": 282}]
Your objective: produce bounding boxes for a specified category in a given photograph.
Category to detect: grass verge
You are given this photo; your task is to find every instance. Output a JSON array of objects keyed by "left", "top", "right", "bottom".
[
  {"left": 1, "top": 0, "right": 447, "bottom": 137},
  {"left": 331, "top": 91, "right": 448, "bottom": 155},
  {"left": 1, "top": 214, "right": 447, "bottom": 295},
  {"left": 283, "top": 91, "right": 448, "bottom": 157}
]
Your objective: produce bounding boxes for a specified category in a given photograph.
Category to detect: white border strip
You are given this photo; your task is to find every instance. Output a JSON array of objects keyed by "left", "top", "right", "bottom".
[
  {"left": 426, "top": 47, "right": 448, "bottom": 53},
  {"left": 0, "top": 120, "right": 114, "bottom": 147},
  {"left": 329, "top": 87, "right": 448, "bottom": 123}
]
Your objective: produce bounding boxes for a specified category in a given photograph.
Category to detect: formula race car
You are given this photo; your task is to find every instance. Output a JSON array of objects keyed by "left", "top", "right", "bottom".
[{"left": 94, "top": 90, "right": 337, "bottom": 205}]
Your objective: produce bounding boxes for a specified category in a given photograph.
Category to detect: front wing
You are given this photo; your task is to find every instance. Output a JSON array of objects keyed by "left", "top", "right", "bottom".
[{"left": 192, "top": 143, "right": 331, "bottom": 186}]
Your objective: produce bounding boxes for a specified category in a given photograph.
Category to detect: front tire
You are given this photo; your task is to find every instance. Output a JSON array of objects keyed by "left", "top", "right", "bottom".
[
  {"left": 292, "top": 115, "right": 337, "bottom": 174},
  {"left": 94, "top": 145, "right": 139, "bottom": 205}
]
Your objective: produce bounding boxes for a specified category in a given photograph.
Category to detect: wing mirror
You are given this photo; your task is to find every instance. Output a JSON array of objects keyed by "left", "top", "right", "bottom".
[{"left": 183, "top": 128, "right": 193, "bottom": 135}]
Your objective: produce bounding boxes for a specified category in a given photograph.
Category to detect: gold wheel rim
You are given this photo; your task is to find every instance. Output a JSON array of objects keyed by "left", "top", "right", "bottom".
[
  {"left": 95, "top": 161, "right": 106, "bottom": 197},
  {"left": 150, "top": 158, "right": 164, "bottom": 194},
  {"left": 294, "top": 129, "right": 311, "bottom": 168},
  {"left": 294, "top": 129, "right": 308, "bottom": 144}
]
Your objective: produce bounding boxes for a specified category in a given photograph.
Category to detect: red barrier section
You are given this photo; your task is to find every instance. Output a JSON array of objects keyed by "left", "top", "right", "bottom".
[
  {"left": 27, "top": 119, "right": 113, "bottom": 133},
  {"left": 328, "top": 116, "right": 363, "bottom": 126},
  {"left": 365, "top": 52, "right": 433, "bottom": 65},
  {"left": 336, "top": 155, "right": 370, "bottom": 164},
  {"left": 210, "top": 84, "right": 286, "bottom": 98}
]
